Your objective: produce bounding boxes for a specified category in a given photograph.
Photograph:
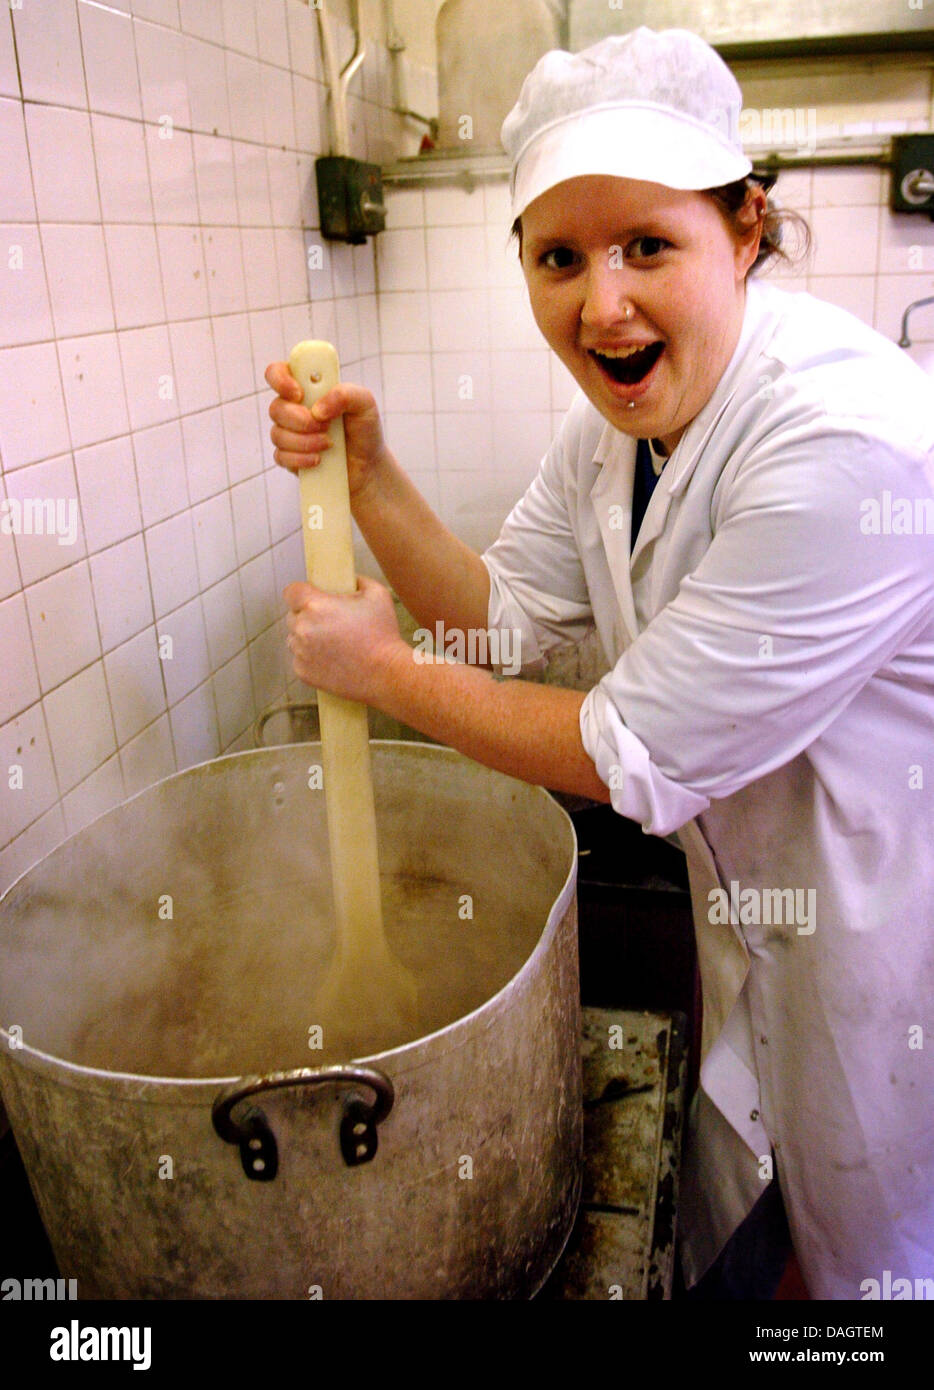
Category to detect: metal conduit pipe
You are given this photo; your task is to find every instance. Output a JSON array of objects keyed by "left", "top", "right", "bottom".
[
  {"left": 304, "top": 0, "right": 366, "bottom": 157},
  {"left": 383, "top": 0, "right": 438, "bottom": 133},
  {"left": 899, "top": 296, "right": 934, "bottom": 348}
]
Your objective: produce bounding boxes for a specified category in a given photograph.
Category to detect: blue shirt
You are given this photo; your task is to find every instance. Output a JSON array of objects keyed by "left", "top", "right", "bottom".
[{"left": 630, "top": 436, "right": 665, "bottom": 550}]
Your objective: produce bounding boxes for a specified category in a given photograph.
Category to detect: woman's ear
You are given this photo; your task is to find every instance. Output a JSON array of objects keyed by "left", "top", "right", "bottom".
[{"left": 735, "top": 185, "right": 767, "bottom": 278}]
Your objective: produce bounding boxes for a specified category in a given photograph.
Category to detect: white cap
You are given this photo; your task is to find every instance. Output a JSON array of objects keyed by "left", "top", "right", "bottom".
[{"left": 501, "top": 27, "right": 752, "bottom": 219}]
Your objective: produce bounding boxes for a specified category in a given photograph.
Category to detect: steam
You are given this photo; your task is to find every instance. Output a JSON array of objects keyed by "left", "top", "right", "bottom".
[{"left": 0, "top": 747, "right": 567, "bottom": 1081}]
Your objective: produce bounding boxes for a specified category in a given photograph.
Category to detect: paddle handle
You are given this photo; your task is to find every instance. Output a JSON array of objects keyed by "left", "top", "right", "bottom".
[{"left": 288, "top": 340, "right": 384, "bottom": 957}]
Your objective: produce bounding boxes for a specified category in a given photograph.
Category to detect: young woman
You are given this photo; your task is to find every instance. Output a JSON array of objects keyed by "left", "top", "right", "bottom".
[{"left": 266, "top": 28, "right": 934, "bottom": 1299}]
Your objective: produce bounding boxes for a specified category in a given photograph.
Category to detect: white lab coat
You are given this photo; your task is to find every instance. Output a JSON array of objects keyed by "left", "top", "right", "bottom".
[{"left": 482, "top": 278, "right": 934, "bottom": 1299}]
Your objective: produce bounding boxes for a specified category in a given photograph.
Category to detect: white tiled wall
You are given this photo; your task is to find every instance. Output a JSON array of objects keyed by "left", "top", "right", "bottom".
[
  {"left": 374, "top": 178, "right": 570, "bottom": 553},
  {"left": 0, "top": 0, "right": 437, "bottom": 890},
  {"left": 2, "top": 7, "right": 934, "bottom": 900}
]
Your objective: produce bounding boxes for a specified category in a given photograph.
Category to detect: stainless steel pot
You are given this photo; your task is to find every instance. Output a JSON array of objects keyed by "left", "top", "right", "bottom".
[{"left": 0, "top": 742, "right": 581, "bottom": 1299}]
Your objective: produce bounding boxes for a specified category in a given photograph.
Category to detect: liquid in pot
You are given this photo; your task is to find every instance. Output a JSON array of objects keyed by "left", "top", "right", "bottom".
[{"left": 55, "top": 872, "right": 542, "bottom": 1077}]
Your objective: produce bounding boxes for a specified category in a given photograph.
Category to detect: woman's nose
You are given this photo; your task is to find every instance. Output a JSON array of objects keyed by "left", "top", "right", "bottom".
[{"left": 580, "top": 262, "right": 636, "bottom": 331}]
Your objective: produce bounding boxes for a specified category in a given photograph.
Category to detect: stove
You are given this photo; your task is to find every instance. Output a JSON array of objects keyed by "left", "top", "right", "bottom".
[{"left": 541, "top": 1006, "right": 688, "bottom": 1299}]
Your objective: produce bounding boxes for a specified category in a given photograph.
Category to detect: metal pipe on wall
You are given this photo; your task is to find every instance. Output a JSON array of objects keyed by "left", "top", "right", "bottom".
[
  {"left": 380, "top": 145, "right": 899, "bottom": 190},
  {"left": 383, "top": 0, "right": 438, "bottom": 134},
  {"left": 305, "top": 0, "right": 366, "bottom": 157}
]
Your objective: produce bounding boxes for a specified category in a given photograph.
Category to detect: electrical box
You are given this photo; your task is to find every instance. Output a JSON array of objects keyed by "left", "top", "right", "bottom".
[
  {"left": 890, "top": 135, "right": 934, "bottom": 217},
  {"left": 315, "top": 156, "right": 386, "bottom": 244}
]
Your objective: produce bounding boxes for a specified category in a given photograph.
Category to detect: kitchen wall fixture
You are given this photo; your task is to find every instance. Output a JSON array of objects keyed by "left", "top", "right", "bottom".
[
  {"left": 316, "top": 156, "right": 386, "bottom": 243},
  {"left": 382, "top": 0, "right": 439, "bottom": 142},
  {"left": 308, "top": 0, "right": 386, "bottom": 242},
  {"left": 899, "top": 297, "right": 934, "bottom": 349},
  {"left": 890, "top": 136, "right": 934, "bottom": 219}
]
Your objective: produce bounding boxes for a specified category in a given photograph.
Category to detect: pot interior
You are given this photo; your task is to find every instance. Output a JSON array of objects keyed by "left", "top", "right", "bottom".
[{"left": 0, "top": 743, "right": 575, "bottom": 1078}]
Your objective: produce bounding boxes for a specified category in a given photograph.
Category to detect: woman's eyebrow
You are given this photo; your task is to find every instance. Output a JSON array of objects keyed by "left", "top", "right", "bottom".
[{"left": 524, "top": 220, "right": 677, "bottom": 252}]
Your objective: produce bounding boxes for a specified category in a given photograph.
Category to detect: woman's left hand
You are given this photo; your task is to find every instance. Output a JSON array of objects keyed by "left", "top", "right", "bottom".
[{"left": 283, "top": 575, "right": 408, "bottom": 704}]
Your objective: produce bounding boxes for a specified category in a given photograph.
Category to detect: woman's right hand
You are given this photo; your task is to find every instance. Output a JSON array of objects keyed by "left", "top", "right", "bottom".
[{"left": 264, "top": 361, "right": 391, "bottom": 501}]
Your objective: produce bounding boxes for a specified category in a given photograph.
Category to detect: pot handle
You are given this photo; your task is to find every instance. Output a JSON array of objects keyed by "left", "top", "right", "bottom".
[
  {"left": 252, "top": 699, "right": 318, "bottom": 748},
  {"left": 212, "top": 1064, "right": 394, "bottom": 1182}
]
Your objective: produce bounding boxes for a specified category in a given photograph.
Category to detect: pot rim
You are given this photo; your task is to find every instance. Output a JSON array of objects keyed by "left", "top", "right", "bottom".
[{"left": 0, "top": 741, "right": 578, "bottom": 1100}]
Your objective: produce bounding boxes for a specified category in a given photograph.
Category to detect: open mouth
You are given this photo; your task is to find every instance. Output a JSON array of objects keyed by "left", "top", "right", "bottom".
[{"left": 590, "top": 342, "right": 664, "bottom": 387}]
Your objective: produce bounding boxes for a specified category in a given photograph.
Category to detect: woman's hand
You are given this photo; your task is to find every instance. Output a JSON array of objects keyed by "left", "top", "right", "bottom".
[
  {"left": 265, "top": 362, "right": 391, "bottom": 503},
  {"left": 284, "top": 575, "right": 408, "bottom": 704}
]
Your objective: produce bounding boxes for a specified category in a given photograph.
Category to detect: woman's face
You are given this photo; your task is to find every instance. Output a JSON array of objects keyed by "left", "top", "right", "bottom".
[{"left": 519, "top": 175, "right": 763, "bottom": 454}]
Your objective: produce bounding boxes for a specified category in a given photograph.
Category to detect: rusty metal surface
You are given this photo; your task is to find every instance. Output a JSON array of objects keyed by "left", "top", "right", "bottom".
[
  {"left": 0, "top": 742, "right": 582, "bottom": 1300},
  {"left": 542, "top": 1007, "right": 687, "bottom": 1300}
]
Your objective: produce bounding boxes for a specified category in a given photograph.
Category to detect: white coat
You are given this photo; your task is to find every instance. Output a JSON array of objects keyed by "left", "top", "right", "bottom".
[{"left": 482, "top": 278, "right": 934, "bottom": 1299}]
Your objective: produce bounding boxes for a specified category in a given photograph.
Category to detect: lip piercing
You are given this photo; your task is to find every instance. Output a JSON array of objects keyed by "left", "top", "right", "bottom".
[{"left": 627, "top": 401, "right": 636, "bottom": 409}]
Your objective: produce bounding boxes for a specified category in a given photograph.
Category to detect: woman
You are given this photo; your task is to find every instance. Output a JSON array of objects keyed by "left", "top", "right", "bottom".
[{"left": 266, "top": 28, "right": 934, "bottom": 1299}]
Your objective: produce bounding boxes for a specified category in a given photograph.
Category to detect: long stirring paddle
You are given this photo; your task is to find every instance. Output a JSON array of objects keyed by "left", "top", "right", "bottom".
[{"left": 288, "top": 340, "right": 418, "bottom": 1054}]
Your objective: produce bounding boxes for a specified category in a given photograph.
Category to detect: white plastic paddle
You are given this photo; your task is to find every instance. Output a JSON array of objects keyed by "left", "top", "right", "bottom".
[{"left": 288, "top": 339, "right": 418, "bottom": 1052}]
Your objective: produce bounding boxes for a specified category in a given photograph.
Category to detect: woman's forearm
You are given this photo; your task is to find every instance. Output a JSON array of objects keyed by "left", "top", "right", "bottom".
[
  {"left": 353, "top": 453, "right": 492, "bottom": 637},
  {"left": 372, "top": 643, "right": 610, "bottom": 802}
]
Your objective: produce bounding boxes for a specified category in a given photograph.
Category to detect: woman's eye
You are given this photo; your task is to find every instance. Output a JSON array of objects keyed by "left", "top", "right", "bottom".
[
  {"left": 628, "top": 236, "right": 669, "bottom": 259},
  {"left": 540, "top": 246, "right": 577, "bottom": 270}
]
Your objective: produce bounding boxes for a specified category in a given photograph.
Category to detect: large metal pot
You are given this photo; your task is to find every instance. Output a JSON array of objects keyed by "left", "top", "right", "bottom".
[{"left": 0, "top": 742, "right": 581, "bottom": 1299}]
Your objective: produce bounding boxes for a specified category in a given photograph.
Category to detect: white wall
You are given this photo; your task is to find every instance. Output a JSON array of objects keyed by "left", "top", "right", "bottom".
[
  {"left": 0, "top": 0, "right": 436, "bottom": 889},
  {"left": 390, "top": 0, "right": 444, "bottom": 70}
]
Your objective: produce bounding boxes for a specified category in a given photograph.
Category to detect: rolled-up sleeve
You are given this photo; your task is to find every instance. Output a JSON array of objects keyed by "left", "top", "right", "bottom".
[{"left": 581, "top": 429, "right": 934, "bottom": 836}]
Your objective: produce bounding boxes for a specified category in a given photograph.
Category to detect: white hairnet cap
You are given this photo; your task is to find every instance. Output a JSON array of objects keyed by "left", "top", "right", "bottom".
[{"left": 501, "top": 27, "right": 752, "bottom": 219}]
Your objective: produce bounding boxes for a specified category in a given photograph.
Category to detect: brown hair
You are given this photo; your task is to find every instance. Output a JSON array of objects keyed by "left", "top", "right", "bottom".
[
  {"left": 510, "top": 172, "right": 812, "bottom": 274},
  {"left": 706, "top": 172, "right": 811, "bottom": 271}
]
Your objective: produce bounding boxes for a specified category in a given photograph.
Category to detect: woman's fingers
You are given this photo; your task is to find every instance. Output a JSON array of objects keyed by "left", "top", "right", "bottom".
[
  {"left": 281, "top": 575, "right": 403, "bottom": 703},
  {"left": 266, "top": 376, "right": 350, "bottom": 473},
  {"left": 271, "top": 428, "right": 330, "bottom": 466},
  {"left": 264, "top": 360, "right": 303, "bottom": 399},
  {"left": 268, "top": 391, "right": 309, "bottom": 428},
  {"left": 265, "top": 365, "right": 374, "bottom": 425},
  {"left": 283, "top": 581, "right": 313, "bottom": 612},
  {"left": 265, "top": 366, "right": 387, "bottom": 486},
  {"left": 269, "top": 397, "right": 334, "bottom": 470}
]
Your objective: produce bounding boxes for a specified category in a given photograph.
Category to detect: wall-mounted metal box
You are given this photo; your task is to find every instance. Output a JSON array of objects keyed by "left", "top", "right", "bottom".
[
  {"left": 315, "top": 156, "right": 386, "bottom": 245},
  {"left": 890, "top": 135, "right": 934, "bottom": 217}
]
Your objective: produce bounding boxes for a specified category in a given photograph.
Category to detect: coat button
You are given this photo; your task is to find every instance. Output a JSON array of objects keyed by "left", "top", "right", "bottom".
[
  {"left": 760, "top": 1035, "right": 767, "bottom": 1045},
  {"left": 750, "top": 1109, "right": 759, "bottom": 1121}
]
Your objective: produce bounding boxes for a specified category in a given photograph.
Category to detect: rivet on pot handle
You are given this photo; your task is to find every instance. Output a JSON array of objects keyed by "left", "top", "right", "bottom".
[{"left": 212, "top": 1065, "right": 395, "bottom": 1181}]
